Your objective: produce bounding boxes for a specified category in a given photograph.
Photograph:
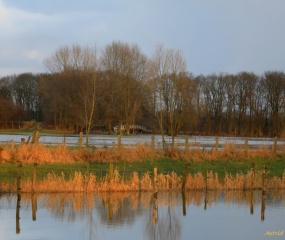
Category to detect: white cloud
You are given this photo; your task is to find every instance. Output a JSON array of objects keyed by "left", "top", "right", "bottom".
[
  {"left": 0, "top": 0, "right": 61, "bottom": 75},
  {"left": 0, "top": 0, "right": 48, "bottom": 28},
  {"left": 0, "top": 1, "right": 12, "bottom": 28}
]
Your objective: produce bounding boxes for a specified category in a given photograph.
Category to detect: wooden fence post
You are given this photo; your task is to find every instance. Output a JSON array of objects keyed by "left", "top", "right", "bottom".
[
  {"left": 117, "top": 135, "right": 122, "bottom": 149},
  {"left": 204, "top": 191, "right": 208, "bottom": 210},
  {"left": 215, "top": 136, "right": 219, "bottom": 152},
  {"left": 108, "top": 197, "right": 112, "bottom": 221},
  {"left": 16, "top": 161, "right": 22, "bottom": 234},
  {"left": 151, "top": 135, "right": 155, "bottom": 151},
  {"left": 261, "top": 190, "right": 266, "bottom": 221},
  {"left": 31, "top": 194, "right": 37, "bottom": 221},
  {"left": 182, "top": 191, "right": 186, "bottom": 216},
  {"left": 16, "top": 194, "right": 21, "bottom": 234},
  {"left": 32, "top": 163, "right": 37, "bottom": 193},
  {"left": 245, "top": 138, "right": 249, "bottom": 156},
  {"left": 273, "top": 137, "right": 277, "bottom": 154},
  {"left": 250, "top": 191, "right": 254, "bottom": 215},
  {"left": 152, "top": 193, "right": 158, "bottom": 224},
  {"left": 251, "top": 163, "right": 255, "bottom": 189},
  {"left": 185, "top": 137, "right": 189, "bottom": 152},
  {"left": 153, "top": 168, "right": 158, "bottom": 195},
  {"left": 109, "top": 163, "right": 114, "bottom": 182},
  {"left": 17, "top": 162, "right": 22, "bottom": 195},
  {"left": 182, "top": 164, "right": 188, "bottom": 192},
  {"left": 21, "top": 138, "right": 25, "bottom": 145},
  {"left": 34, "top": 131, "right": 39, "bottom": 144},
  {"left": 205, "top": 170, "right": 209, "bottom": 191},
  {"left": 262, "top": 165, "right": 267, "bottom": 191},
  {"left": 78, "top": 132, "right": 83, "bottom": 149}
]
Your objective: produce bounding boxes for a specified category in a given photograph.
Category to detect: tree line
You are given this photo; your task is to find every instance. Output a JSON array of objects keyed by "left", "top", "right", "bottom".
[{"left": 1, "top": 41, "right": 285, "bottom": 138}]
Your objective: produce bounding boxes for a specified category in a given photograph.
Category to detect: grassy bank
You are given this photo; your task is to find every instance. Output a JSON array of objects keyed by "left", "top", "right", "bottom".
[{"left": 1, "top": 143, "right": 285, "bottom": 179}]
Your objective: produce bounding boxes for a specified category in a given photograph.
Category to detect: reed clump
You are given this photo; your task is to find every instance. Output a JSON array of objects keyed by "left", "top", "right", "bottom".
[
  {"left": 0, "top": 148, "right": 11, "bottom": 162},
  {"left": 9, "top": 144, "right": 77, "bottom": 164},
  {"left": 157, "top": 172, "right": 182, "bottom": 190},
  {"left": 92, "top": 143, "right": 158, "bottom": 163},
  {"left": 157, "top": 145, "right": 275, "bottom": 162},
  {"left": 2, "top": 143, "right": 161, "bottom": 164}
]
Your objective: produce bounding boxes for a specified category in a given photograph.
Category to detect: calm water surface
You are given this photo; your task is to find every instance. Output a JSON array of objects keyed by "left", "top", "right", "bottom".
[{"left": 0, "top": 191, "right": 284, "bottom": 240}]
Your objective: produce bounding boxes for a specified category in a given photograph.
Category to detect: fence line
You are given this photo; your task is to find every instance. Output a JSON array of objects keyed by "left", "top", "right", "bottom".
[{"left": 1, "top": 133, "right": 285, "bottom": 152}]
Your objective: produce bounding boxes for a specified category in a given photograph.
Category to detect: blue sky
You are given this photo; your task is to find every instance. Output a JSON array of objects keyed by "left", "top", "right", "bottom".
[{"left": 0, "top": 0, "right": 285, "bottom": 76}]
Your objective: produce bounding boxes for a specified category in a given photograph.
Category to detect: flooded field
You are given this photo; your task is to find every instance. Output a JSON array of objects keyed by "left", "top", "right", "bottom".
[
  {"left": 0, "top": 190, "right": 284, "bottom": 240},
  {"left": 0, "top": 133, "right": 284, "bottom": 150}
]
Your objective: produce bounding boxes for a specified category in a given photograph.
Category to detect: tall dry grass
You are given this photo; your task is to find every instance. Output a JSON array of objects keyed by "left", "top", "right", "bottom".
[
  {"left": 0, "top": 140, "right": 284, "bottom": 164},
  {"left": 3, "top": 169, "right": 285, "bottom": 193}
]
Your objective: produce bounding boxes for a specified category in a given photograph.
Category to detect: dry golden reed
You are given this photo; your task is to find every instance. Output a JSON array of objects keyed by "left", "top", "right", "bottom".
[
  {"left": 4, "top": 170, "right": 285, "bottom": 193},
  {"left": 0, "top": 149, "right": 11, "bottom": 162},
  {"left": 0, "top": 140, "right": 284, "bottom": 164},
  {"left": 10, "top": 144, "right": 76, "bottom": 164}
]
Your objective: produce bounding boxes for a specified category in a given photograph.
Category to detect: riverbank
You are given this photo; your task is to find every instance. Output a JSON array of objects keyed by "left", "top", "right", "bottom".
[{"left": 1, "top": 143, "right": 285, "bottom": 192}]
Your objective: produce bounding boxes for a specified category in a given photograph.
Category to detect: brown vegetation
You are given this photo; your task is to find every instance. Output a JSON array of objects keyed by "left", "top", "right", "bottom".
[
  {"left": 0, "top": 141, "right": 284, "bottom": 164},
  {"left": 1, "top": 168, "right": 285, "bottom": 193},
  {"left": 1, "top": 142, "right": 285, "bottom": 192}
]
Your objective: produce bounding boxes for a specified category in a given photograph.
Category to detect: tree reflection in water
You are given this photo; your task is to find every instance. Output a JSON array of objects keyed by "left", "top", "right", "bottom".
[
  {"left": 1, "top": 190, "right": 284, "bottom": 239},
  {"left": 145, "top": 192, "right": 181, "bottom": 240}
]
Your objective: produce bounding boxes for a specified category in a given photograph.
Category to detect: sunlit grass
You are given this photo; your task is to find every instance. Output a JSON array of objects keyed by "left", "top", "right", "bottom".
[{"left": 1, "top": 142, "right": 285, "bottom": 192}]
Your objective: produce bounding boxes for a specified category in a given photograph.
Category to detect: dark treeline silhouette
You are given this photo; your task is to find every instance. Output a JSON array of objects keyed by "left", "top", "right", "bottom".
[{"left": 1, "top": 42, "right": 285, "bottom": 137}]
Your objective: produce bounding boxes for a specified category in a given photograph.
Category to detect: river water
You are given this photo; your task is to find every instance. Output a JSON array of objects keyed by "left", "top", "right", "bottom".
[{"left": 0, "top": 190, "right": 284, "bottom": 240}]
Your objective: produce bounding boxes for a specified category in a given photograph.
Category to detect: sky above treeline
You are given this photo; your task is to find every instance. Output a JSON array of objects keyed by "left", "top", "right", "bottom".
[{"left": 1, "top": 0, "right": 285, "bottom": 76}]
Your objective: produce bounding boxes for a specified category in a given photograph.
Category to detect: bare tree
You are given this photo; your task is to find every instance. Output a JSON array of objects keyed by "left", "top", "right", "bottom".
[
  {"left": 100, "top": 41, "right": 148, "bottom": 135},
  {"left": 12, "top": 73, "right": 40, "bottom": 121},
  {"left": 234, "top": 72, "right": 259, "bottom": 136},
  {"left": 42, "top": 44, "right": 99, "bottom": 145},
  {"left": 199, "top": 74, "right": 226, "bottom": 134},
  {"left": 261, "top": 71, "right": 285, "bottom": 136},
  {"left": 150, "top": 45, "right": 187, "bottom": 150},
  {"left": 224, "top": 74, "right": 237, "bottom": 135},
  {"left": 75, "top": 45, "right": 99, "bottom": 146}
]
